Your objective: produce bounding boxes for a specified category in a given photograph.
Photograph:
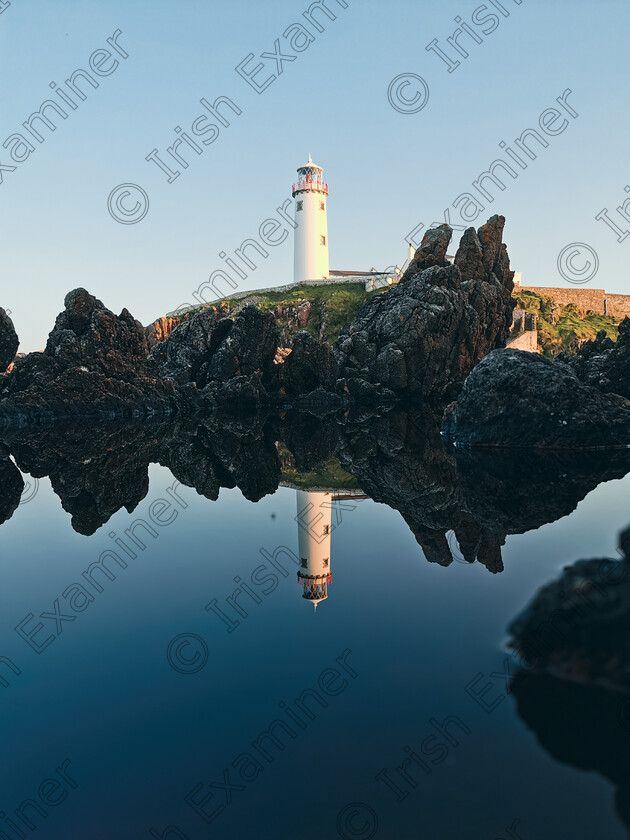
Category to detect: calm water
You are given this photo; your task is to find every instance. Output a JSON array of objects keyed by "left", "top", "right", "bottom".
[{"left": 1, "top": 419, "right": 629, "bottom": 840}]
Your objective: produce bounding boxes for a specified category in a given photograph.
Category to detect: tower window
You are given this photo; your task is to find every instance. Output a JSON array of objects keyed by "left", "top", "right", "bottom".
[
  {"left": 323, "top": 558, "right": 329, "bottom": 567},
  {"left": 296, "top": 201, "right": 303, "bottom": 211},
  {"left": 323, "top": 525, "right": 330, "bottom": 535},
  {"left": 319, "top": 201, "right": 325, "bottom": 210},
  {"left": 320, "top": 235, "right": 326, "bottom": 246},
  {"left": 300, "top": 558, "right": 308, "bottom": 568}
]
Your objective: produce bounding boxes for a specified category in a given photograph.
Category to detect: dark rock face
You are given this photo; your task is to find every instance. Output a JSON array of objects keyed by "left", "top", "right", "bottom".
[
  {"left": 279, "top": 331, "right": 338, "bottom": 395},
  {"left": 399, "top": 224, "right": 452, "bottom": 281},
  {"left": 446, "top": 348, "right": 630, "bottom": 448},
  {"left": 0, "top": 289, "right": 179, "bottom": 422},
  {"left": 0, "top": 308, "right": 19, "bottom": 372},
  {"left": 150, "top": 305, "right": 279, "bottom": 392},
  {"left": 335, "top": 215, "right": 515, "bottom": 408},
  {"left": 207, "top": 306, "right": 279, "bottom": 383},
  {"left": 559, "top": 317, "right": 630, "bottom": 400},
  {"left": 149, "top": 308, "right": 230, "bottom": 386},
  {"left": 45, "top": 289, "right": 148, "bottom": 374}
]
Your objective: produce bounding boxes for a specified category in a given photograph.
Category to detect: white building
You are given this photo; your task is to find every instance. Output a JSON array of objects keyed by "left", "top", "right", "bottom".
[{"left": 293, "top": 156, "right": 330, "bottom": 284}]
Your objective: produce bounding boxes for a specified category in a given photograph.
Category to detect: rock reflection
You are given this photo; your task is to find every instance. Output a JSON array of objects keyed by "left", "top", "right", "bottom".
[
  {"left": 508, "top": 526, "right": 630, "bottom": 835},
  {"left": 1, "top": 411, "right": 629, "bottom": 580}
]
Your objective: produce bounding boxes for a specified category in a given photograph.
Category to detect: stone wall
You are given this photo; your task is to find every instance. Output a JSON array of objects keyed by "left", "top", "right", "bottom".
[
  {"left": 519, "top": 286, "right": 630, "bottom": 317},
  {"left": 606, "top": 294, "right": 630, "bottom": 316}
]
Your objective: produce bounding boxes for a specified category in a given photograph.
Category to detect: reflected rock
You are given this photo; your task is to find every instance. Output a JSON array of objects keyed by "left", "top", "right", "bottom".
[
  {"left": 0, "top": 453, "right": 24, "bottom": 526},
  {"left": 508, "top": 534, "right": 630, "bottom": 833},
  {"left": 336, "top": 409, "right": 508, "bottom": 571},
  {"left": 455, "top": 447, "right": 630, "bottom": 534},
  {"left": 511, "top": 672, "right": 630, "bottom": 835},
  {"left": 508, "top": 553, "right": 630, "bottom": 684},
  {"left": 4, "top": 423, "right": 172, "bottom": 535}
]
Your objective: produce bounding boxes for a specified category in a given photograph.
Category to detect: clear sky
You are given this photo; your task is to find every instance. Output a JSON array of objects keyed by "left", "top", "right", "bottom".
[{"left": 1, "top": 0, "right": 628, "bottom": 351}]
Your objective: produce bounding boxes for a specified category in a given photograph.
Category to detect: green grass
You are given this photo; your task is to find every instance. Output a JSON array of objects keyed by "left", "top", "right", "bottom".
[
  {"left": 277, "top": 442, "right": 358, "bottom": 489},
  {"left": 167, "top": 283, "right": 619, "bottom": 359},
  {"left": 218, "top": 283, "right": 386, "bottom": 344},
  {"left": 513, "top": 290, "right": 620, "bottom": 357}
]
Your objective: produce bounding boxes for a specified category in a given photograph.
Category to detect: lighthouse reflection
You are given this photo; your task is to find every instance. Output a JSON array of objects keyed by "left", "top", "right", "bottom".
[{"left": 295, "top": 490, "right": 333, "bottom": 610}]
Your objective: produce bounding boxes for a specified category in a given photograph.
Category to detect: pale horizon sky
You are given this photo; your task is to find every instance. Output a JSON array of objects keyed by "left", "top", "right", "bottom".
[{"left": 1, "top": 0, "right": 629, "bottom": 351}]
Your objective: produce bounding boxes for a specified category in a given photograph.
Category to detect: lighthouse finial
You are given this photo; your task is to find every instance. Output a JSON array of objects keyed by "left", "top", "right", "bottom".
[{"left": 308, "top": 153, "right": 312, "bottom": 164}]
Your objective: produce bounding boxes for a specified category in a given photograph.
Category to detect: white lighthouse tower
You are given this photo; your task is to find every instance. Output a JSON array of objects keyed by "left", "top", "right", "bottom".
[
  {"left": 293, "top": 156, "right": 329, "bottom": 283},
  {"left": 295, "top": 490, "right": 333, "bottom": 610}
]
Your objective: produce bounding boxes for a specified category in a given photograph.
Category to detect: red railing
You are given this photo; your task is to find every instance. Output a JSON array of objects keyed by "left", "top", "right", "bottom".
[{"left": 292, "top": 180, "right": 328, "bottom": 195}]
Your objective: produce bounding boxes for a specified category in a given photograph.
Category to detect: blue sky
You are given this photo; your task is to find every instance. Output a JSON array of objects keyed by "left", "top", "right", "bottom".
[{"left": 1, "top": 0, "right": 628, "bottom": 351}]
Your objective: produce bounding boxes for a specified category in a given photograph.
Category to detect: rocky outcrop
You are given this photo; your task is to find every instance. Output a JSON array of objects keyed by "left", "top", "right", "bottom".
[
  {"left": 445, "top": 348, "right": 630, "bottom": 448},
  {"left": 150, "top": 305, "right": 279, "bottom": 392},
  {"left": 0, "top": 289, "right": 179, "bottom": 422},
  {"left": 335, "top": 215, "right": 515, "bottom": 408},
  {"left": 206, "top": 306, "right": 279, "bottom": 383},
  {"left": 559, "top": 317, "right": 630, "bottom": 400},
  {"left": 148, "top": 307, "right": 230, "bottom": 386},
  {"left": 280, "top": 331, "right": 338, "bottom": 395},
  {"left": 399, "top": 224, "right": 452, "bottom": 281},
  {"left": 0, "top": 308, "right": 19, "bottom": 373},
  {"left": 146, "top": 313, "right": 191, "bottom": 348}
]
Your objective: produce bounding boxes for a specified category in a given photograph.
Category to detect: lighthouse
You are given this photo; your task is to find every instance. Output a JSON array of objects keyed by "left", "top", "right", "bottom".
[
  {"left": 292, "top": 156, "right": 329, "bottom": 284},
  {"left": 295, "top": 490, "right": 333, "bottom": 611}
]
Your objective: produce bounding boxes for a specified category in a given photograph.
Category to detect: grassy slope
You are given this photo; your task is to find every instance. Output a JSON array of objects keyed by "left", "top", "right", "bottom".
[
  {"left": 218, "top": 283, "right": 386, "bottom": 344},
  {"left": 514, "top": 289, "right": 620, "bottom": 357},
  {"left": 177, "top": 282, "right": 620, "bottom": 357}
]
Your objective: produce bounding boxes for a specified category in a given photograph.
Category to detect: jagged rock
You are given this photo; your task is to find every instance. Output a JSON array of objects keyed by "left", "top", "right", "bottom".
[
  {"left": 146, "top": 314, "right": 192, "bottom": 348},
  {"left": 45, "top": 288, "right": 148, "bottom": 374},
  {"left": 335, "top": 216, "right": 515, "bottom": 408},
  {"left": 399, "top": 224, "right": 452, "bottom": 281},
  {"left": 446, "top": 348, "right": 630, "bottom": 448},
  {"left": 210, "top": 373, "right": 268, "bottom": 414},
  {"left": 559, "top": 317, "right": 630, "bottom": 400},
  {"left": 149, "top": 308, "right": 230, "bottom": 386},
  {"left": 0, "top": 308, "right": 19, "bottom": 373},
  {"left": 297, "top": 301, "right": 311, "bottom": 327},
  {"left": 0, "top": 289, "right": 179, "bottom": 421},
  {"left": 208, "top": 306, "right": 279, "bottom": 383},
  {"left": 280, "top": 331, "right": 338, "bottom": 395}
]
